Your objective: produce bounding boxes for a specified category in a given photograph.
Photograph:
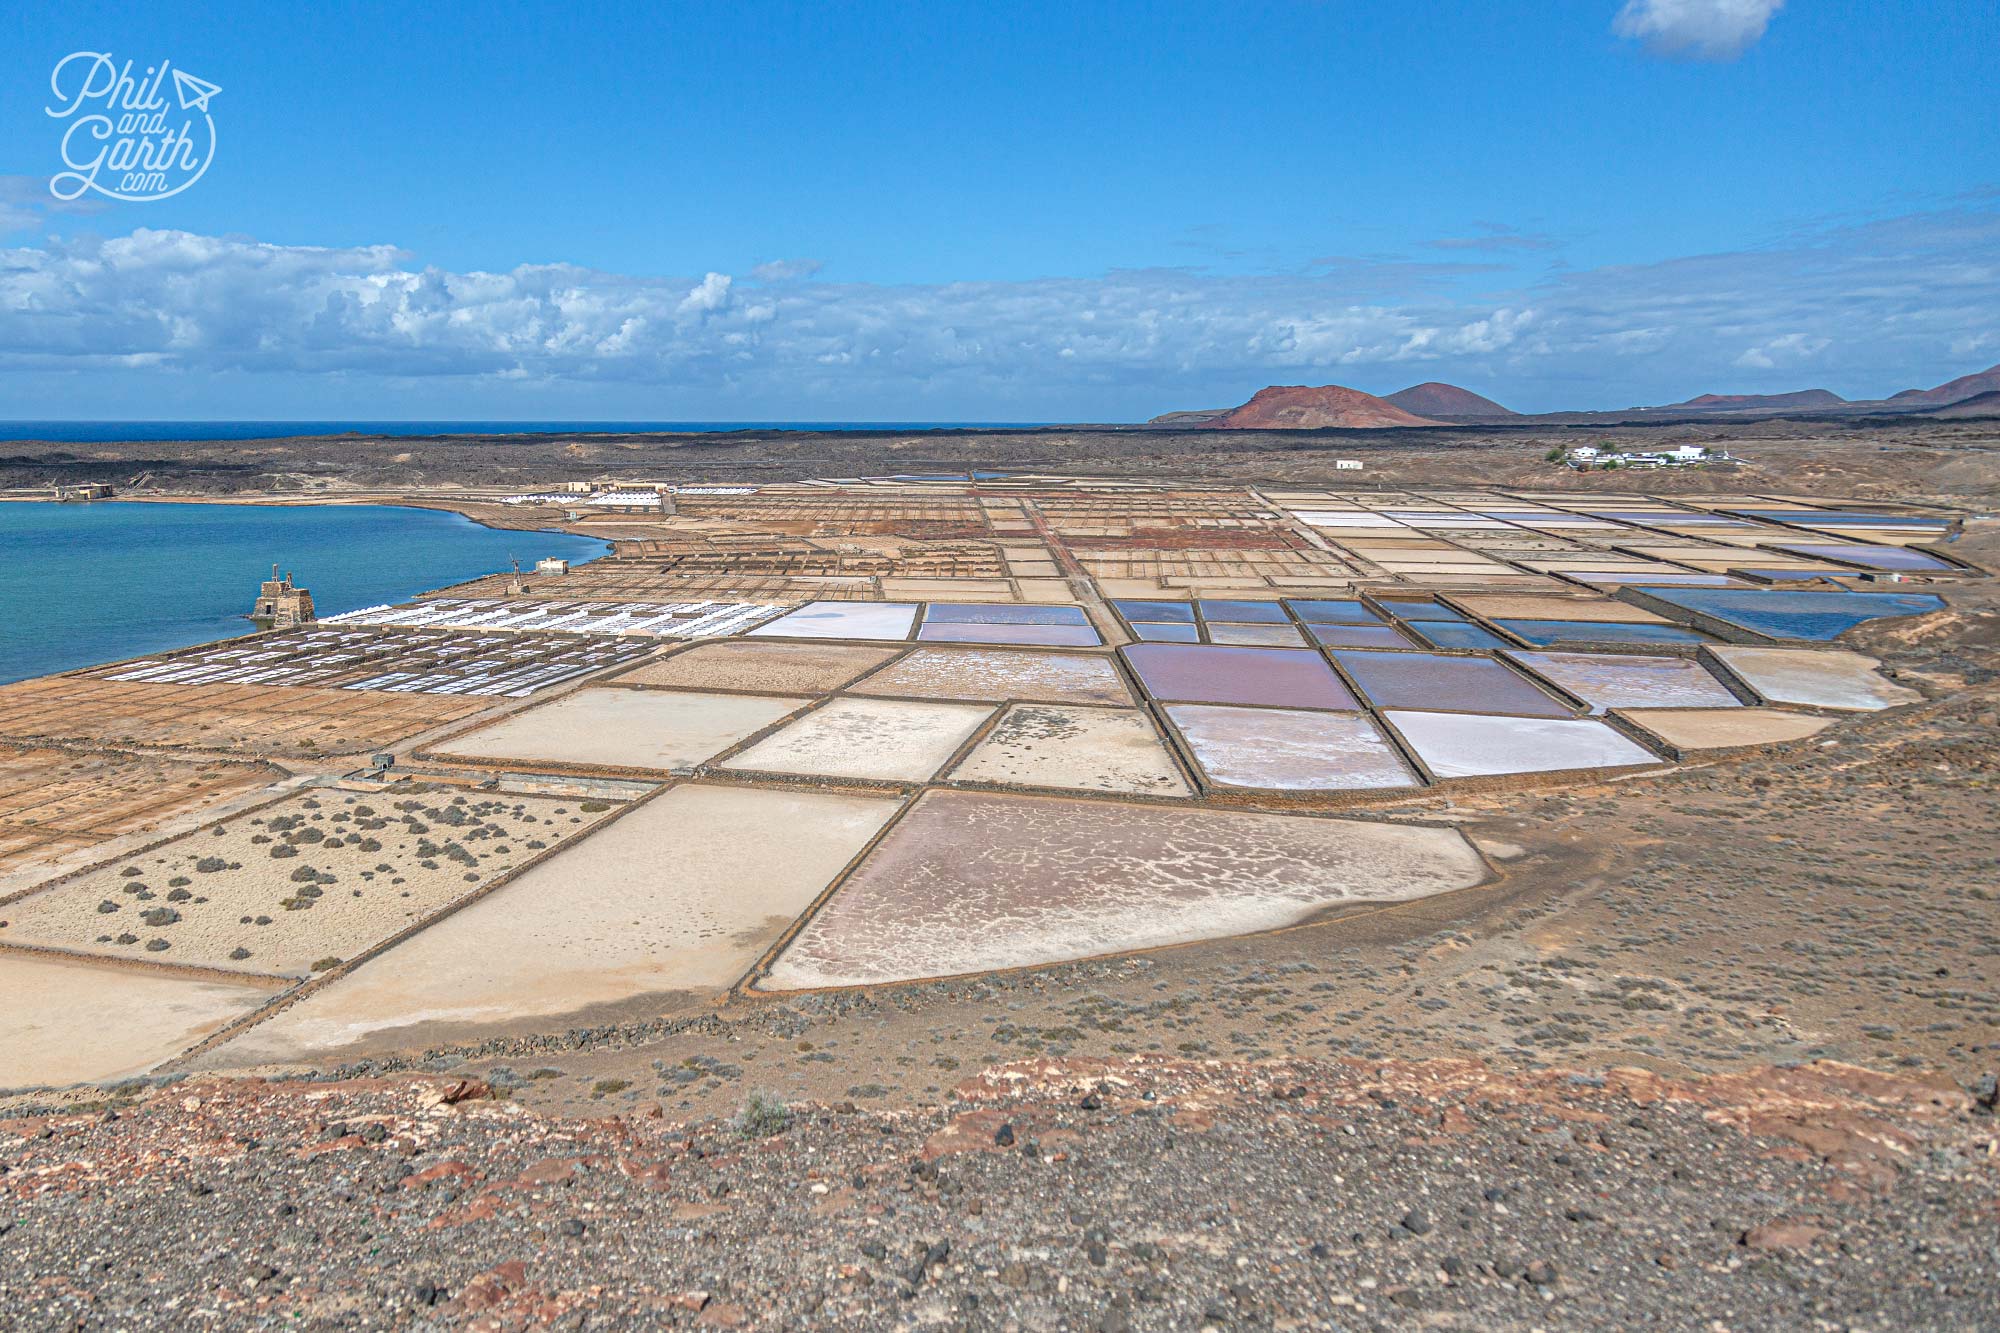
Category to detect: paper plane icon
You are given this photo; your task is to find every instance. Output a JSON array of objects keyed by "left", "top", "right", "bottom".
[{"left": 172, "top": 69, "right": 221, "bottom": 113}]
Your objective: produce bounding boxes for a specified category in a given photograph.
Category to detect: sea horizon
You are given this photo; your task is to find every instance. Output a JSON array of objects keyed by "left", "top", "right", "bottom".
[{"left": 0, "top": 420, "right": 1060, "bottom": 444}]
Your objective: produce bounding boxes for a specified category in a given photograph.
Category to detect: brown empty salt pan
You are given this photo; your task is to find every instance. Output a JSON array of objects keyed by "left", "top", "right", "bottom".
[
  {"left": 1615, "top": 707, "right": 1835, "bottom": 755},
  {"left": 759, "top": 790, "right": 1486, "bottom": 988}
]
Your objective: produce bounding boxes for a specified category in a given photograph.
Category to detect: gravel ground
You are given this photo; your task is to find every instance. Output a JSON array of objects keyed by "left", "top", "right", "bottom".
[{"left": 2, "top": 1056, "right": 1995, "bottom": 1331}]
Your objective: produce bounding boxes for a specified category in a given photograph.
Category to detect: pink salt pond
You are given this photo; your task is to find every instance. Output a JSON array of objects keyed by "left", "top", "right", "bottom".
[
  {"left": 758, "top": 790, "right": 1487, "bottom": 988},
  {"left": 1121, "top": 644, "right": 1359, "bottom": 710}
]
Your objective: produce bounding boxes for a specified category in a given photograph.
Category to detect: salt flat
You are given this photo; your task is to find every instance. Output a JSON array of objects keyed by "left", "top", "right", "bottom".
[{"left": 205, "top": 784, "right": 899, "bottom": 1063}]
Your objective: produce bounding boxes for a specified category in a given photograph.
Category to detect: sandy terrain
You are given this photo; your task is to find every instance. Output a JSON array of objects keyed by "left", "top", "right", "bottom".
[
  {"left": 0, "top": 788, "right": 614, "bottom": 977},
  {"left": 0, "top": 743, "right": 280, "bottom": 878}
]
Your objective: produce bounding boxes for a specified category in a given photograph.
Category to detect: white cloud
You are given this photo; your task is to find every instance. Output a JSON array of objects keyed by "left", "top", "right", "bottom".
[
  {"left": 674, "top": 271, "right": 732, "bottom": 318},
  {"left": 1733, "top": 331, "right": 1829, "bottom": 369},
  {"left": 0, "top": 204, "right": 1994, "bottom": 414},
  {"left": 1613, "top": 0, "right": 1784, "bottom": 61}
]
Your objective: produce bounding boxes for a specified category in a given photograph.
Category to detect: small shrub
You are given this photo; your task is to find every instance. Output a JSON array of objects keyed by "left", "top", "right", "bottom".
[{"left": 736, "top": 1091, "right": 793, "bottom": 1137}]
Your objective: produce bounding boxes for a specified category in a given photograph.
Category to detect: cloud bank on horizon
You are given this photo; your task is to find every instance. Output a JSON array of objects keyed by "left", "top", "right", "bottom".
[
  {"left": 1614, "top": 0, "right": 1786, "bottom": 61},
  {"left": 1, "top": 202, "right": 1992, "bottom": 418}
]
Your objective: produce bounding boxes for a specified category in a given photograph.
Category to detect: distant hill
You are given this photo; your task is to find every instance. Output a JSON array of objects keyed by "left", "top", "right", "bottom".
[
  {"left": 1670, "top": 389, "right": 1846, "bottom": 411},
  {"left": 1886, "top": 363, "right": 2000, "bottom": 406},
  {"left": 1927, "top": 388, "right": 2000, "bottom": 419},
  {"left": 1383, "top": 382, "right": 1516, "bottom": 416},
  {"left": 1203, "top": 385, "right": 1440, "bottom": 430},
  {"left": 1145, "top": 408, "right": 1229, "bottom": 427}
]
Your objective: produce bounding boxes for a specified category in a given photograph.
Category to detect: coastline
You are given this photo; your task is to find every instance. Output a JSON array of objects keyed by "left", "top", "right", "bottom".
[{"left": 0, "top": 501, "right": 610, "bottom": 686}]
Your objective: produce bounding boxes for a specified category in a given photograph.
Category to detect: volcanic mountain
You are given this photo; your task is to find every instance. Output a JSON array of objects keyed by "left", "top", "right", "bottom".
[
  {"left": 1669, "top": 389, "right": 1846, "bottom": 411},
  {"left": 1202, "top": 384, "right": 1440, "bottom": 430},
  {"left": 1383, "top": 382, "right": 1516, "bottom": 417},
  {"left": 1928, "top": 389, "right": 2000, "bottom": 418},
  {"left": 1886, "top": 363, "right": 2000, "bottom": 407}
]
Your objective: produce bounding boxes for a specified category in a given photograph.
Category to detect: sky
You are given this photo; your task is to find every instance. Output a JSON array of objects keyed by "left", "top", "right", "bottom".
[{"left": 1, "top": 0, "right": 1996, "bottom": 420}]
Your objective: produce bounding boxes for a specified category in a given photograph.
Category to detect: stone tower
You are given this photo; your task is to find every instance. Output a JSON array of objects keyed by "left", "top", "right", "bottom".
[{"left": 250, "top": 566, "right": 316, "bottom": 629}]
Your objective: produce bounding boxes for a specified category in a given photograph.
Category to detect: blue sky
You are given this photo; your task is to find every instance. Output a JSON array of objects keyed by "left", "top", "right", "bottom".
[{"left": 2, "top": 0, "right": 1996, "bottom": 419}]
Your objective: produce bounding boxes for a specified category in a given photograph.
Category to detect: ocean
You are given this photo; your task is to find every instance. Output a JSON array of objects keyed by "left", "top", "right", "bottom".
[
  {"left": 0, "top": 421, "right": 1047, "bottom": 442},
  {"left": 0, "top": 502, "right": 608, "bottom": 686}
]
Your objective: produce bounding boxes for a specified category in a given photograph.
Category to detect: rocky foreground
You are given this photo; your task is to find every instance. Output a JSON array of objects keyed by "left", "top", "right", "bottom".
[{"left": 3, "top": 1057, "right": 1995, "bottom": 1331}]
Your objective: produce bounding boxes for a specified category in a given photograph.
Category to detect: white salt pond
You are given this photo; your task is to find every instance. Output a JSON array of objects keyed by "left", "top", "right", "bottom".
[
  {"left": 1384, "top": 710, "right": 1660, "bottom": 779},
  {"left": 749, "top": 601, "right": 918, "bottom": 641}
]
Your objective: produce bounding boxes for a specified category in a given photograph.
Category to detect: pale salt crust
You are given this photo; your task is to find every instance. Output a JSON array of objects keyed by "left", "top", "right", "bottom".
[
  {"left": 1505, "top": 651, "right": 1742, "bottom": 715},
  {"left": 431, "top": 687, "right": 809, "bottom": 770},
  {"left": 851, "top": 648, "right": 1133, "bottom": 705},
  {"left": 948, "top": 705, "right": 1189, "bottom": 796},
  {"left": 720, "top": 697, "right": 994, "bottom": 782}
]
